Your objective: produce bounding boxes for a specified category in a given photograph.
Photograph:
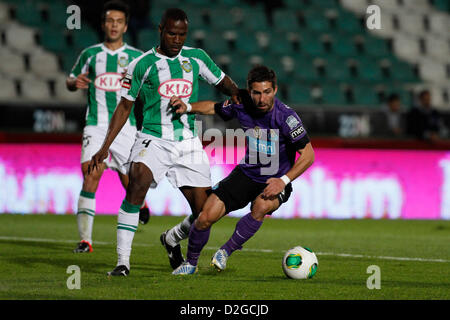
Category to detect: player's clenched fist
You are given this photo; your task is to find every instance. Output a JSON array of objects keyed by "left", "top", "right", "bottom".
[
  {"left": 170, "top": 95, "right": 187, "bottom": 114},
  {"left": 66, "top": 72, "right": 91, "bottom": 91},
  {"left": 75, "top": 72, "right": 91, "bottom": 89},
  {"left": 88, "top": 148, "right": 108, "bottom": 175}
]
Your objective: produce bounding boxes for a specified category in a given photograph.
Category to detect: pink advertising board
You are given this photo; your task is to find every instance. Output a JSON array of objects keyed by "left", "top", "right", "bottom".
[{"left": 0, "top": 144, "right": 448, "bottom": 219}]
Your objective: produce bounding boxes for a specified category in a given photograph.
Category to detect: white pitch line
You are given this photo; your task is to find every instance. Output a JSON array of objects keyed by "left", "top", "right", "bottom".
[
  {"left": 313, "top": 252, "right": 450, "bottom": 263},
  {"left": 0, "top": 236, "right": 448, "bottom": 263}
]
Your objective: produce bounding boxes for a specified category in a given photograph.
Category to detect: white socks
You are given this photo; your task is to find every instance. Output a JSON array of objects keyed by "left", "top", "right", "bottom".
[
  {"left": 165, "top": 214, "right": 194, "bottom": 247},
  {"left": 76, "top": 191, "right": 96, "bottom": 245},
  {"left": 116, "top": 199, "right": 140, "bottom": 269}
]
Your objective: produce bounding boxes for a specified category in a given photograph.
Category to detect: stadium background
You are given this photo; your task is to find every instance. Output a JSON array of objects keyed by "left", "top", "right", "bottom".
[{"left": 0, "top": 0, "right": 450, "bottom": 220}]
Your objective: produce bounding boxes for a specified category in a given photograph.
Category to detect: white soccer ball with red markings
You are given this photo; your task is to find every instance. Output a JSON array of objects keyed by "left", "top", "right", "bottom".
[{"left": 282, "top": 246, "right": 318, "bottom": 279}]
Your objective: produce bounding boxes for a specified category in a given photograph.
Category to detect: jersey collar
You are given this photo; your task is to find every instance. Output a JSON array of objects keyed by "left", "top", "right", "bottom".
[
  {"left": 152, "top": 46, "right": 182, "bottom": 60},
  {"left": 101, "top": 42, "right": 127, "bottom": 55}
]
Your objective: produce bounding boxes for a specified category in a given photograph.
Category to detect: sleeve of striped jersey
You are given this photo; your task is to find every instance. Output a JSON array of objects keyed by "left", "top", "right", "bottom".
[
  {"left": 69, "top": 49, "right": 89, "bottom": 78},
  {"left": 121, "top": 59, "right": 147, "bottom": 102},
  {"left": 196, "top": 49, "right": 225, "bottom": 86}
]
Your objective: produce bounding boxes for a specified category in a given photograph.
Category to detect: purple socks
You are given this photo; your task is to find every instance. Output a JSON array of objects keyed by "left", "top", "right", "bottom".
[
  {"left": 221, "top": 213, "right": 263, "bottom": 256},
  {"left": 186, "top": 224, "right": 211, "bottom": 266},
  {"left": 186, "top": 213, "right": 263, "bottom": 266}
]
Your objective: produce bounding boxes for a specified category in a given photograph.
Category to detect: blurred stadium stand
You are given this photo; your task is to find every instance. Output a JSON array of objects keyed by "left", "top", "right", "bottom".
[{"left": 0, "top": 0, "right": 449, "bottom": 139}]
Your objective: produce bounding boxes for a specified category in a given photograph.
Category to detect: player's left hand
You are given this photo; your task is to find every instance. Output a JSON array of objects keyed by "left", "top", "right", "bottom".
[
  {"left": 231, "top": 93, "right": 240, "bottom": 104},
  {"left": 262, "top": 178, "right": 286, "bottom": 199},
  {"left": 88, "top": 148, "right": 109, "bottom": 175}
]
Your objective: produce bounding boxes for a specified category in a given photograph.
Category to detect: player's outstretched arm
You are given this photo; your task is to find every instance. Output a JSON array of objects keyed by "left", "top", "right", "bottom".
[
  {"left": 87, "top": 97, "right": 133, "bottom": 174},
  {"left": 170, "top": 95, "right": 216, "bottom": 115},
  {"left": 215, "top": 75, "right": 240, "bottom": 104},
  {"left": 263, "top": 142, "right": 315, "bottom": 198}
]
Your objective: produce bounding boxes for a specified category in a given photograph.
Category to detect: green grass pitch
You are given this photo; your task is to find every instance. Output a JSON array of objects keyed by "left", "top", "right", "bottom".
[{"left": 0, "top": 214, "right": 448, "bottom": 300}]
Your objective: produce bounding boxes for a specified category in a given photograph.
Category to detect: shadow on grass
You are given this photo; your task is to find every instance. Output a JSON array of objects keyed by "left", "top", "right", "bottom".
[
  {"left": 0, "top": 239, "right": 79, "bottom": 252},
  {"left": 1, "top": 253, "right": 113, "bottom": 275}
]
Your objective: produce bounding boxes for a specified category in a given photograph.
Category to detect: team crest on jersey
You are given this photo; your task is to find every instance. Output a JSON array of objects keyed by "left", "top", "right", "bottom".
[
  {"left": 139, "top": 149, "right": 147, "bottom": 157},
  {"left": 181, "top": 60, "right": 192, "bottom": 73},
  {"left": 118, "top": 56, "right": 129, "bottom": 68},
  {"left": 286, "top": 115, "right": 300, "bottom": 129},
  {"left": 158, "top": 79, "right": 193, "bottom": 98},
  {"left": 94, "top": 72, "right": 122, "bottom": 91}
]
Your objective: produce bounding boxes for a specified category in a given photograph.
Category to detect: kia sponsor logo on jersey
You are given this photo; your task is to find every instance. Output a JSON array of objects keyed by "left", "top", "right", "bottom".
[
  {"left": 158, "top": 79, "right": 193, "bottom": 98},
  {"left": 94, "top": 72, "right": 123, "bottom": 91}
]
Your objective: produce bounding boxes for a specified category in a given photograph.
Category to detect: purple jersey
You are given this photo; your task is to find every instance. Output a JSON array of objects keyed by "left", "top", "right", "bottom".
[{"left": 215, "top": 98, "right": 310, "bottom": 183}]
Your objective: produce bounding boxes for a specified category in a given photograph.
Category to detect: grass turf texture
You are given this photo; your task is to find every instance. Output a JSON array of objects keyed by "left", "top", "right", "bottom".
[{"left": 0, "top": 214, "right": 448, "bottom": 300}]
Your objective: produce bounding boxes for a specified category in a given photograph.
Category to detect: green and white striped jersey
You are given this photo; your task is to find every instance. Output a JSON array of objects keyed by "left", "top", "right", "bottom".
[
  {"left": 70, "top": 43, "right": 143, "bottom": 128},
  {"left": 121, "top": 46, "right": 225, "bottom": 141}
]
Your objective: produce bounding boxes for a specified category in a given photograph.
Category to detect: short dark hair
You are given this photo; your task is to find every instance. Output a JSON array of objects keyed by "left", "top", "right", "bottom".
[
  {"left": 101, "top": 0, "right": 130, "bottom": 24},
  {"left": 247, "top": 65, "right": 277, "bottom": 89},
  {"left": 387, "top": 93, "right": 400, "bottom": 102},
  {"left": 160, "top": 8, "right": 188, "bottom": 29}
]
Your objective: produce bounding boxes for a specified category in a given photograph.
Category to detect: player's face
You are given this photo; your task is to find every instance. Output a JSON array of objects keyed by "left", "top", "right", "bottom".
[
  {"left": 102, "top": 10, "right": 128, "bottom": 42},
  {"left": 159, "top": 19, "right": 188, "bottom": 57},
  {"left": 420, "top": 92, "right": 431, "bottom": 107},
  {"left": 389, "top": 99, "right": 401, "bottom": 112},
  {"left": 249, "top": 81, "right": 278, "bottom": 113}
]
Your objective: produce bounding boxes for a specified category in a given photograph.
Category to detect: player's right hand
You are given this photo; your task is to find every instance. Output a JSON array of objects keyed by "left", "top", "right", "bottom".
[
  {"left": 170, "top": 95, "right": 187, "bottom": 114},
  {"left": 76, "top": 72, "right": 91, "bottom": 89},
  {"left": 88, "top": 148, "right": 108, "bottom": 175}
]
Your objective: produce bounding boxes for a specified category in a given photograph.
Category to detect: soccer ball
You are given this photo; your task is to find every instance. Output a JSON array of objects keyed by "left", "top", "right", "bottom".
[{"left": 282, "top": 246, "right": 318, "bottom": 279}]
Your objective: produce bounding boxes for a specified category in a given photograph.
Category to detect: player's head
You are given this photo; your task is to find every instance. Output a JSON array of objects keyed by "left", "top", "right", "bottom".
[
  {"left": 387, "top": 93, "right": 401, "bottom": 111},
  {"left": 101, "top": 0, "right": 129, "bottom": 43},
  {"left": 159, "top": 8, "right": 189, "bottom": 57},
  {"left": 246, "top": 65, "right": 278, "bottom": 113},
  {"left": 418, "top": 89, "right": 431, "bottom": 108}
]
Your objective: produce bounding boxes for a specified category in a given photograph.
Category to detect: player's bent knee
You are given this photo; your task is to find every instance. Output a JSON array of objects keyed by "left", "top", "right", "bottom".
[
  {"left": 195, "top": 214, "right": 211, "bottom": 230},
  {"left": 81, "top": 162, "right": 104, "bottom": 180},
  {"left": 251, "top": 198, "right": 278, "bottom": 218},
  {"left": 81, "top": 169, "right": 103, "bottom": 192},
  {"left": 195, "top": 211, "right": 217, "bottom": 230}
]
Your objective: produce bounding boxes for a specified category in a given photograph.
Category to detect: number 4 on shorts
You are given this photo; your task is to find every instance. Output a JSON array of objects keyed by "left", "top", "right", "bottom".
[{"left": 142, "top": 139, "right": 151, "bottom": 148}]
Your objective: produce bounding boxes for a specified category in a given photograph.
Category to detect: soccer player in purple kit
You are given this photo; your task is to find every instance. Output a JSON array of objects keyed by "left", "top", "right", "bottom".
[{"left": 169, "top": 65, "right": 315, "bottom": 274}]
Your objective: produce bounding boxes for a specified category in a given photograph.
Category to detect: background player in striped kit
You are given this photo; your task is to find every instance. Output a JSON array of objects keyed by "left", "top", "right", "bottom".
[
  {"left": 66, "top": 0, "right": 150, "bottom": 254},
  {"left": 88, "top": 8, "right": 240, "bottom": 276}
]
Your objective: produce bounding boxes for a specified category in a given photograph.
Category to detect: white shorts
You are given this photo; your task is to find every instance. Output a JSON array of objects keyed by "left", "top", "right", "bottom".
[
  {"left": 81, "top": 125, "right": 137, "bottom": 175},
  {"left": 128, "top": 131, "right": 212, "bottom": 188}
]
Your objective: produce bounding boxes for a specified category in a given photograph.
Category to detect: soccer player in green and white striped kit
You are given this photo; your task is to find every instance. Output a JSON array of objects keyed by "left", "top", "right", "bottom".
[
  {"left": 66, "top": 1, "right": 150, "bottom": 254},
  {"left": 88, "top": 8, "right": 240, "bottom": 276}
]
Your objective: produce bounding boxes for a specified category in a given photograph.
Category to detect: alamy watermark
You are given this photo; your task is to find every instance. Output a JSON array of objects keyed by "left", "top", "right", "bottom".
[
  {"left": 66, "top": 265, "right": 81, "bottom": 289},
  {"left": 366, "top": 265, "right": 381, "bottom": 290},
  {"left": 154, "top": 121, "right": 283, "bottom": 175},
  {"left": 366, "top": 5, "right": 381, "bottom": 30},
  {"left": 66, "top": 5, "right": 81, "bottom": 30},
  {"left": 64, "top": 4, "right": 383, "bottom": 31}
]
